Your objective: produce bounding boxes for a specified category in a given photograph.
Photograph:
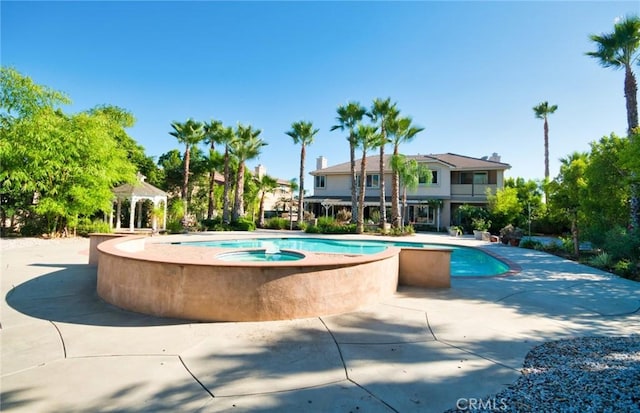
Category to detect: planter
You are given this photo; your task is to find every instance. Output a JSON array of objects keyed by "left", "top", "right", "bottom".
[
  {"left": 509, "top": 238, "right": 521, "bottom": 247},
  {"left": 473, "top": 230, "right": 483, "bottom": 240}
]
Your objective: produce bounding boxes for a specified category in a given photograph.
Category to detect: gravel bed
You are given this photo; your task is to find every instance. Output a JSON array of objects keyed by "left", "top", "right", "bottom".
[{"left": 446, "top": 335, "right": 640, "bottom": 412}]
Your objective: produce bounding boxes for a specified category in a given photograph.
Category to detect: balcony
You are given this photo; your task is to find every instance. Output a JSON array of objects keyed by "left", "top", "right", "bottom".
[{"left": 450, "top": 184, "right": 497, "bottom": 199}]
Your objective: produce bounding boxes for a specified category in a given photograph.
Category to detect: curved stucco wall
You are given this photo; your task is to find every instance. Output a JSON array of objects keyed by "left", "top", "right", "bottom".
[{"left": 96, "top": 236, "right": 400, "bottom": 322}]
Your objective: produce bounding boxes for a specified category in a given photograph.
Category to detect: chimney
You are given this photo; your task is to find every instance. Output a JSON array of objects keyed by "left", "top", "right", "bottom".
[
  {"left": 316, "top": 156, "right": 327, "bottom": 170},
  {"left": 255, "top": 164, "right": 266, "bottom": 178},
  {"left": 488, "top": 153, "right": 501, "bottom": 163}
]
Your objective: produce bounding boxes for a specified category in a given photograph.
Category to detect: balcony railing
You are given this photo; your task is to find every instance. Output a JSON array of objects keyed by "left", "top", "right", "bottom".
[{"left": 450, "top": 184, "right": 497, "bottom": 198}]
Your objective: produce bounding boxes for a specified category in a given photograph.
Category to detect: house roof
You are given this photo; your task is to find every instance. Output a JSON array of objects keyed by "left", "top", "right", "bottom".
[{"left": 310, "top": 153, "right": 510, "bottom": 175}]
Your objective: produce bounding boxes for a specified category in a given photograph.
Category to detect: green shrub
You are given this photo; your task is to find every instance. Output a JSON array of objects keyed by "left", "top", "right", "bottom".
[
  {"left": 519, "top": 238, "right": 543, "bottom": 250},
  {"left": 231, "top": 218, "right": 256, "bottom": 231},
  {"left": 602, "top": 226, "right": 640, "bottom": 261},
  {"left": 297, "top": 221, "right": 308, "bottom": 231},
  {"left": 76, "top": 219, "right": 111, "bottom": 236},
  {"left": 612, "top": 259, "right": 634, "bottom": 278},
  {"left": 201, "top": 218, "right": 222, "bottom": 231},
  {"left": 265, "top": 217, "right": 288, "bottom": 230},
  {"left": 589, "top": 252, "right": 613, "bottom": 270},
  {"left": 166, "top": 220, "right": 184, "bottom": 234}
]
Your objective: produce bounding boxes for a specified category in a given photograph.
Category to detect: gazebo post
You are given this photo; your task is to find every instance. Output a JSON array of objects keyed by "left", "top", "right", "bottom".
[
  {"left": 163, "top": 200, "right": 167, "bottom": 230},
  {"left": 116, "top": 200, "right": 122, "bottom": 230},
  {"left": 137, "top": 199, "right": 143, "bottom": 229},
  {"left": 129, "top": 196, "right": 137, "bottom": 232}
]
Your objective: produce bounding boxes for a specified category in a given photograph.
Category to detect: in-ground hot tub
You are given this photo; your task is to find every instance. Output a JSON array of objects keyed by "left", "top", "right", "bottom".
[{"left": 96, "top": 235, "right": 401, "bottom": 322}]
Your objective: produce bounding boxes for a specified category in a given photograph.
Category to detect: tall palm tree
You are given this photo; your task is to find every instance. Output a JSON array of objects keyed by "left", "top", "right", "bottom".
[
  {"left": 587, "top": 15, "right": 640, "bottom": 134},
  {"left": 285, "top": 120, "right": 319, "bottom": 223},
  {"left": 169, "top": 119, "right": 205, "bottom": 220},
  {"left": 367, "top": 98, "right": 399, "bottom": 228},
  {"left": 392, "top": 155, "right": 431, "bottom": 226},
  {"left": 587, "top": 15, "right": 640, "bottom": 228},
  {"left": 230, "top": 124, "right": 266, "bottom": 221},
  {"left": 287, "top": 178, "right": 299, "bottom": 230},
  {"left": 203, "top": 119, "right": 223, "bottom": 219},
  {"left": 218, "top": 126, "right": 236, "bottom": 223},
  {"left": 388, "top": 116, "right": 424, "bottom": 228},
  {"left": 330, "top": 102, "right": 366, "bottom": 224},
  {"left": 355, "top": 124, "right": 381, "bottom": 234},
  {"left": 255, "top": 174, "right": 278, "bottom": 228},
  {"left": 533, "top": 101, "right": 558, "bottom": 180}
]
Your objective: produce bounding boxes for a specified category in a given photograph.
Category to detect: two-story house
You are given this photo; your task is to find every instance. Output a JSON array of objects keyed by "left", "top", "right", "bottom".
[{"left": 306, "top": 153, "right": 510, "bottom": 230}]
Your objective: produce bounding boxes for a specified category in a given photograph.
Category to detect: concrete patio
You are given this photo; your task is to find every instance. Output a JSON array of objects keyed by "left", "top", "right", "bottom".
[{"left": 1, "top": 232, "right": 638, "bottom": 412}]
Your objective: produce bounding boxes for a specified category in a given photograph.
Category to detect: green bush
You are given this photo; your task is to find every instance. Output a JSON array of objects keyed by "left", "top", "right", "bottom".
[
  {"left": 166, "top": 220, "right": 184, "bottom": 234},
  {"left": 588, "top": 252, "right": 613, "bottom": 270},
  {"left": 519, "top": 238, "right": 544, "bottom": 250},
  {"left": 76, "top": 219, "right": 111, "bottom": 237},
  {"left": 305, "top": 217, "right": 356, "bottom": 234},
  {"left": 602, "top": 226, "right": 640, "bottom": 261},
  {"left": 201, "top": 218, "right": 222, "bottom": 231},
  {"left": 231, "top": 218, "right": 256, "bottom": 231},
  {"left": 265, "top": 217, "right": 288, "bottom": 230}
]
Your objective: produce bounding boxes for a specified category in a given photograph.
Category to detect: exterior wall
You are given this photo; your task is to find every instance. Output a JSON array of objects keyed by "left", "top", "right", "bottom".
[{"left": 399, "top": 248, "right": 451, "bottom": 288}]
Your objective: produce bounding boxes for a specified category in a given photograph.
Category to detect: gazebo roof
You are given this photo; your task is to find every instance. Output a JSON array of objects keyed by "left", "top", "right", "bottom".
[{"left": 112, "top": 174, "right": 168, "bottom": 200}]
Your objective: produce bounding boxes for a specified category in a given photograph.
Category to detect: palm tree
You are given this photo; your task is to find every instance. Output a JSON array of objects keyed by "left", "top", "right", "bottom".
[
  {"left": 169, "top": 119, "right": 205, "bottom": 220},
  {"left": 587, "top": 15, "right": 640, "bottom": 228},
  {"left": 388, "top": 116, "right": 425, "bottom": 228},
  {"left": 367, "top": 98, "right": 399, "bottom": 228},
  {"left": 203, "top": 119, "right": 223, "bottom": 219},
  {"left": 587, "top": 15, "right": 640, "bottom": 133},
  {"left": 287, "top": 178, "right": 299, "bottom": 230},
  {"left": 230, "top": 124, "right": 266, "bottom": 221},
  {"left": 285, "top": 120, "right": 319, "bottom": 224},
  {"left": 355, "top": 124, "right": 381, "bottom": 234},
  {"left": 255, "top": 174, "right": 278, "bottom": 227},
  {"left": 533, "top": 101, "right": 558, "bottom": 180},
  {"left": 392, "top": 155, "right": 431, "bottom": 226},
  {"left": 330, "top": 102, "right": 366, "bottom": 224},
  {"left": 218, "top": 126, "right": 236, "bottom": 223}
]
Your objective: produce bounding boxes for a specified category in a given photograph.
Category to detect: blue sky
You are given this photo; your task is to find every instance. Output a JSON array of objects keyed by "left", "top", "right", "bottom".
[{"left": 3, "top": 1, "right": 638, "bottom": 187}]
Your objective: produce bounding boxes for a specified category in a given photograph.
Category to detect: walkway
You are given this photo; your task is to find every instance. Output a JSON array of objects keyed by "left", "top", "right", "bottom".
[{"left": 1, "top": 232, "right": 638, "bottom": 412}]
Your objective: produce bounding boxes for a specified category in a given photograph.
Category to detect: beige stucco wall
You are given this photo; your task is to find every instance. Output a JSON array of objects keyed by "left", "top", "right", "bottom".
[
  {"left": 96, "top": 237, "right": 400, "bottom": 322},
  {"left": 398, "top": 248, "right": 451, "bottom": 288}
]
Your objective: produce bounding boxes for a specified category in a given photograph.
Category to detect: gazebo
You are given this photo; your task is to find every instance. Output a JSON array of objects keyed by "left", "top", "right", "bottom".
[{"left": 111, "top": 173, "right": 168, "bottom": 232}]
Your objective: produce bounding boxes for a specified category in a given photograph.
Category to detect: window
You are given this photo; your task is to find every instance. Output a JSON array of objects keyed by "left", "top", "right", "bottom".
[
  {"left": 355, "top": 174, "right": 380, "bottom": 188},
  {"left": 460, "top": 172, "right": 487, "bottom": 184},
  {"left": 314, "top": 175, "right": 326, "bottom": 188},
  {"left": 473, "top": 172, "right": 487, "bottom": 184},
  {"left": 416, "top": 205, "right": 435, "bottom": 224},
  {"left": 419, "top": 170, "right": 437, "bottom": 185}
]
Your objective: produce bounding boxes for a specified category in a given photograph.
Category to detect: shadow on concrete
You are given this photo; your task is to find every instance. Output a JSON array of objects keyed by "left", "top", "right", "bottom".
[{"left": 5, "top": 264, "right": 191, "bottom": 327}]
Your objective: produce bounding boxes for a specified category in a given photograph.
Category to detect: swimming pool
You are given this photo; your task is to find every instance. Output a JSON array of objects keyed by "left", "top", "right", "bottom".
[{"left": 175, "top": 238, "right": 510, "bottom": 277}]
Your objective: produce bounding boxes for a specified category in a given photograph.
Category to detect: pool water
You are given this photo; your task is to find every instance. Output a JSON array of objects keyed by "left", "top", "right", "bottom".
[
  {"left": 216, "top": 250, "right": 305, "bottom": 262},
  {"left": 175, "top": 238, "right": 510, "bottom": 277}
]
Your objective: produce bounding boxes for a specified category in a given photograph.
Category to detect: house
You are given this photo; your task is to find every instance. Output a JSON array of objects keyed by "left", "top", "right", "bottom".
[
  {"left": 253, "top": 164, "right": 296, "bottom": 217},
  {"left": 306, "top": 153, "right": 510, "bottom": 230}
]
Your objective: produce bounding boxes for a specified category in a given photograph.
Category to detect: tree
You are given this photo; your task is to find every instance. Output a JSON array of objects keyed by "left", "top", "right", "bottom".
[
  {"left": 392, "top": 154, "right": 431, "bottom": 226},
  {"left": 255, "top": 174, "right": 278, "bottom": 227},
  {"left": 587, "top": 15, "right": 640, "bottom": 228},
  {"left": 368, "top": 98, "right": 398, "bottom": 227},
  {"left": 218, "top": 126, "right": 237, "bottom": 223},
  {"left": 288, "top": 178, "right": 299, "bottom": 230},
  {"left": 354, "top": 124, "right": 380, "bottom": 234},
  {"left": 230, "top": 124, "right": 266, "bottom": 221},
  {"left": 533, "top": 101, "right": 558, "bottom": 180},
  {"left": 169, "top": 119, "right": 205, "bottom": 221},
  {"left": 548, "top": 152, "right": 589, "bottom": 257},
  {"left": 285, "top": 120, "right": 319, "bottom": 223},
  {"left": 583, "top": 134, "right": 631, "bottom": 242},
  {"left": 388, "top": 116, "right": 424, "bottom": 228},
  {"left": 331, "top": 102, "right": 366, "bottom": 224},
  {"left": 203, "top": 119, "right": 223, "bottom": 219}
]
